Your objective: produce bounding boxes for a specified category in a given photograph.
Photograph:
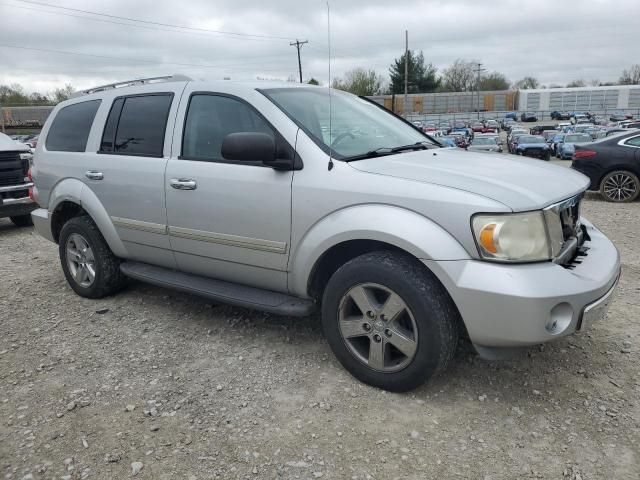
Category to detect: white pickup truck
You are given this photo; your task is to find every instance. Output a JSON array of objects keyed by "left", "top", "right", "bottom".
[{"left": 0, "top": 132, "right": 35, "bottom": 226}]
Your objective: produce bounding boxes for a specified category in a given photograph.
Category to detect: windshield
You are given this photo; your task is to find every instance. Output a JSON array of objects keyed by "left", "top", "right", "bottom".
[
  {"left": 565, "top": 134, "right": 591, "bottom": 143},
  {"left": 518, "top": 136, "right": 545, "bottom": 143},
  {"left": 261, "top": 87, "right": 436, "bottom": 160}
]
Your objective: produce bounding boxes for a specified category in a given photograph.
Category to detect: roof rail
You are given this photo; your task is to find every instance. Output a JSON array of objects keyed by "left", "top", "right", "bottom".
[{"left": 71, "top": 74, "right": 192, "bottom": 97}]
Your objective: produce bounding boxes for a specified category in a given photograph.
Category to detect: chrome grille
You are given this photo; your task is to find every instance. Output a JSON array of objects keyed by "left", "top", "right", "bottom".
[
  {"left": 558, "top": 194, "right": 582, "bottom": 241},
  {"left": 0, "top": 151, "right": 28, "bottom": 187},
  {"left": 544, "top": 193, "right": 584, "bottom": 265}
]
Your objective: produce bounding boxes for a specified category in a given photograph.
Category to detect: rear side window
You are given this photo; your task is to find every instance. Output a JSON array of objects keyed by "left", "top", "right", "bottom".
[
  {"left": 46, "top": 100, "right": 101, "bottom": 152},
  {"left": 100, "top": 93, "right": 173, "bottom": 157},
  {"left": 624, "top": 136, "right": 640, "bottom": 147},
  {"left": 181, "top": 94, "right": 274, "bottom": 162}
]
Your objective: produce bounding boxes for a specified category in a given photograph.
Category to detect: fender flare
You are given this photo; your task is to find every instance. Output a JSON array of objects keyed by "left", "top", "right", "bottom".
[
  {"left": 48, "top": 178, "right": 128, "bottom": 257},
  {"left": 288, "top": 204, "right": 470, "bottom": 297}
]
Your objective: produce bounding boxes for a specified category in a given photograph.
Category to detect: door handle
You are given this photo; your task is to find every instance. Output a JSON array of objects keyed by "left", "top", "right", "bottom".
[
  {"left": 85, "top": 170, "right": 103, "bottom": 181},
  {"left": 170, "top": 178, "right": 197, "bottom": 190}
]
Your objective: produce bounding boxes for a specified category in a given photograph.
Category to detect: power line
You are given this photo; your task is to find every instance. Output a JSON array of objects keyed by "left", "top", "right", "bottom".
[
  {"left": 289, "top": 40, "right": 308, "bottom": 83},
  {"left": 474, "top": 62, "right": 486, "bottom": 119},
  {"left": 0, "top": 43, "right": 296, "bottom": 72},
  {"left": 0, "top": 2, "right": 278, "bottom": 43},
  {"left": 9, "top": 0, "right": 298, "bottom": 41}
]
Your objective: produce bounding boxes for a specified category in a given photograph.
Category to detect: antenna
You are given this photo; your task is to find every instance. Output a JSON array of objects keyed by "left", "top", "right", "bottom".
[{"left": 326, "top": 1, "right": 334, "bottom": 171}]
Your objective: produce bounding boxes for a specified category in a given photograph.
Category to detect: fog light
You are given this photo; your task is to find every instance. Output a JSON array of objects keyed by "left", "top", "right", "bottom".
[{"left": 547, "top": 303, "right": 573, "bottom": 334}]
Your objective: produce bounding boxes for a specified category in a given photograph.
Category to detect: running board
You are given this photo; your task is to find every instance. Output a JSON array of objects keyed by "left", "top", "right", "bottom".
[{"left": 120, "top": 261, "right": 315, "bottom": 317}]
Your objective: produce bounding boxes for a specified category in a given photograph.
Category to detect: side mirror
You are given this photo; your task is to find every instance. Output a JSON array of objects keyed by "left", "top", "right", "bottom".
[{"left": 221, "top": 132, "right": 278, "bottom": 164}]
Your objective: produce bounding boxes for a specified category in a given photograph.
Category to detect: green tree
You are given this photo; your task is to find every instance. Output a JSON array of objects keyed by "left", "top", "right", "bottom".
[
  {"left": 332, "top": 68, "right": 383, "bottom": 96},
  {"left": 0, "top": 84, "right": 31, "bottom": 105},
  {"left": 478, "top": 71, "right": 510, "bottom": 91},
  {"left": 514, "top": 76, "right": 540, "bottom": 90},
  {"left": 307, "top": 78, "right": 320, "bottom": 85},
  {"left": 388, "top": 50, "right": 439, "bottom": 94}
]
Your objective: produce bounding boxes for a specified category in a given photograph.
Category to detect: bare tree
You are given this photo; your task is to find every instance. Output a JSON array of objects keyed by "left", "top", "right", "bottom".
[
  {"left": 48, "top": 84, "right": 75, "bottom": 104},
  {"left": 514, "top": 76, "right": 540, "bottom": 90},
  {"left": 619, "top": 64, "right": 640, "bottom": 85},
  {"left": 440, "top": 59, "right": 476, "bottom": 92},
  {"left": 566, "top": 79, "right": 586, "bottom": 88},
  {"left": 478, "top": 72, "right": 510, "bottom": 91},
  {"left": 332, "top": 68, "right": 384, "bottom": 96}
]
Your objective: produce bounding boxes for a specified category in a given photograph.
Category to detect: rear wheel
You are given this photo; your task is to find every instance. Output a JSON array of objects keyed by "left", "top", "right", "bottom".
[
  {"left": 321, "top": 251, "right": 459, "bottom": 392},
  {"left": 599, "top": 170, "right": 639, "bottom": 203},
  {"left": 59, "top": 215, "right": 127, "bottom": 298},
  {"left": 10, "top": 214, "right": 33, "bottom": 227},
  {"left": 544, "top": 151, "right": 551, "bottom": 161}
]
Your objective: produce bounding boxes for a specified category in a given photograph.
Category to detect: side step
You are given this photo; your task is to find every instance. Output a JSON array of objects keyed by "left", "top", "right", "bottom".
[{"left": 120, "top": 261, "right": 315, "bottom": 317}]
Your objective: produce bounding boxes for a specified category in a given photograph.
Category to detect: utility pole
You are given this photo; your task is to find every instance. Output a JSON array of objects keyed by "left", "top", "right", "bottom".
[
  {"left": 404, "top": 30, "right": 409, "bottom": 117},
  {"left": 290, "top": 39, "right": 309, "bottom": 83},
  {"left": 474, "top": 62, "right": 485, "bottom": 119}
]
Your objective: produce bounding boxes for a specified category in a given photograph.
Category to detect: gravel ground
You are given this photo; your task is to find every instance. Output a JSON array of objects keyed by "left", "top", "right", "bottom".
[{"left": 1, "top": 192, "right": 639, "bottom": 480}]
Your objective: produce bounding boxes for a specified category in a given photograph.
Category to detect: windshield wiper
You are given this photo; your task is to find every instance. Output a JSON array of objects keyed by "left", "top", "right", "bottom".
[{"left": 344, "top": 142, "right": 430, "bottom": 162}]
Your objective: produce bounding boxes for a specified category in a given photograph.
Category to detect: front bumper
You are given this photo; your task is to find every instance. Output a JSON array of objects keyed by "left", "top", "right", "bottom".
[
  {"left": 425, "top": 218, "right": 620, "bottom": 347},
  {"left": 0, "top": 184, "right": 36, "bottom": 218},
  {"left": 519, "top": 148, "right": 549, "bottom": 159},
  {"left": 31, "top": 208, "right": 54, "bottom": 242}
]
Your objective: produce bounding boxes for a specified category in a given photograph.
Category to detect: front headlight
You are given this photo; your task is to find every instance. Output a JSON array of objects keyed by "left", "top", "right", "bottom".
[
  {"left": 19, "top": 152, "right": 33, "bottom": 163},
  {"left": 472, "top": 212, "right": 551, "bottom": 262}
]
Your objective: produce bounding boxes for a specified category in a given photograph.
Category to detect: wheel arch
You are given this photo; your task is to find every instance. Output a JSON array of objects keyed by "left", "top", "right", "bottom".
[
  {"left": 48, "top": 178, "right": 127, "bottom": 257},
  {"left": 289, "top": 204, "right": 471, "bottom": 299}
]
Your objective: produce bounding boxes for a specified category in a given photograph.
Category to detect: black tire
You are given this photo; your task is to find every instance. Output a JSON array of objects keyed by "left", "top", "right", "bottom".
[
  {"left": 10, "top": 214, "right": 33, "bottom": 227},
  {"left": 321, "top": 251, "right": 459, "bottom": 392},
  {"left": 544, "top": 151, "right": 551, "bottom": 161},
  {"left": 59, "top": 215, "right": 127, "bottom": 298},
  {"left": 599, "top": 170, "right": 639, "bottom": 203}
]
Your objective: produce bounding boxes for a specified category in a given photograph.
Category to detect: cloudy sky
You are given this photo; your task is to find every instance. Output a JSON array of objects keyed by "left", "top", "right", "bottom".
[{"left": 0, "top": 0, "right": 638, "bottom": 95}]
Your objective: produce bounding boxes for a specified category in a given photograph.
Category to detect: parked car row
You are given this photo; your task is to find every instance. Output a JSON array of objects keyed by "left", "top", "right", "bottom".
[{"left": 9, "top": 134, "right": 39, "bottom": 150}]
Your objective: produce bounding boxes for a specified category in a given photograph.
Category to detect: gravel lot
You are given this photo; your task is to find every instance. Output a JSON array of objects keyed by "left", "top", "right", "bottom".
[{"left": 1, "top": 189, "right": 639, "bottom": 479}]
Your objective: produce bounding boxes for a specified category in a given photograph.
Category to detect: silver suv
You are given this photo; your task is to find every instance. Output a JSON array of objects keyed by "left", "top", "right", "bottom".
[{"left": 31, "top": 75, "right": 620, "bottom": 391}]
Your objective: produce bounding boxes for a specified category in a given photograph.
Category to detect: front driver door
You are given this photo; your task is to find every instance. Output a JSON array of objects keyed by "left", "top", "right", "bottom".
[{"left": 165, "top": 92, "right": 294, "bottom": 292}]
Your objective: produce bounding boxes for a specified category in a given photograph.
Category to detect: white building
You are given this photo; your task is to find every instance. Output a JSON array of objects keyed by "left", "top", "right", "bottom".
[{"left": 518, "top": 85, "right": 640, "bottom": 113}]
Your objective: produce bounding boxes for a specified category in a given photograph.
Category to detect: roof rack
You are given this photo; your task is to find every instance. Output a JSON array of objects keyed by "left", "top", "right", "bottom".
[{"left": 71, "top": 74, "right": 192, "bottom": 97}]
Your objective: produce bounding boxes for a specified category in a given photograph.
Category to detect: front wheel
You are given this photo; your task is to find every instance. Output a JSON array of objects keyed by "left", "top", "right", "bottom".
[
  {"left": 544, "top": 151, "right": 551, "bottom": 161},
  {"left": 321, "top": 251, "right": 459, "bottom": 392},
  {"left": 599, "top": 170, "right": 639, "bottom": 203},
  {"left": 59, "top": 215, "right": 127, "bottom": 298}
]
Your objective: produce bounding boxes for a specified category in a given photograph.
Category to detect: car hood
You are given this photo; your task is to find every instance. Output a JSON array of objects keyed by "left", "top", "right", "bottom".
[
  {"left": 348, "top": 148, "right": 589, "bottom": 211},
  {"left": 0, "top": 134, "right": 30, "bottom": 152}
]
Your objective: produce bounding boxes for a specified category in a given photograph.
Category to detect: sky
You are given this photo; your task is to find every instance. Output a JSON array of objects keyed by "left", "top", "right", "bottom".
[{"left": 0, "top": 0, "right": 638, "bottom": 95}]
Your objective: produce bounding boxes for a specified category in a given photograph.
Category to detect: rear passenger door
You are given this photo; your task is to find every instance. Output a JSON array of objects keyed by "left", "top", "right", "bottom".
[
  {"left": 84, "top": 88, "right": 181, "bottom": 268},
  {"left": 165, "top": 92, "right": 294, "bottom": 292}
]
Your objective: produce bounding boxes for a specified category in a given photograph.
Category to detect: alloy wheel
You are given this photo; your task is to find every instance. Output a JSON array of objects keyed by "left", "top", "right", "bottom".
[
  {"left": 65, "top": 233, "right": 96, "bottom": 287},
  {"left": 338, "top": 283, "right": 418, "bottom": 372},
  {"left": 603, "top": 173, "right": 637, "bottom": 202}
]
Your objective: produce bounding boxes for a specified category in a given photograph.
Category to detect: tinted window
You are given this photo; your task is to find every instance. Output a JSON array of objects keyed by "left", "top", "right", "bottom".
[
  {"left": 182, "top": 94, "right": 274, "bottom": 161},
  {"left": 625, "top": 136, "right": 640, "bottom": 147},
  {"left": 46, "top": 100, "right": 101, "bottom": 152},
  {"left": 104, "top": 94, "right": 173, "bottom": 157},
  {"left": 100, "top": 97, "right": 124, "bottom": 152}
]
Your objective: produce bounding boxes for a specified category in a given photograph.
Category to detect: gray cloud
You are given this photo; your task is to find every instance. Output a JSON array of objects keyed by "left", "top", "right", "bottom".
[{"left": 0, "top": 0, "right": 638, "bottom": 94}]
